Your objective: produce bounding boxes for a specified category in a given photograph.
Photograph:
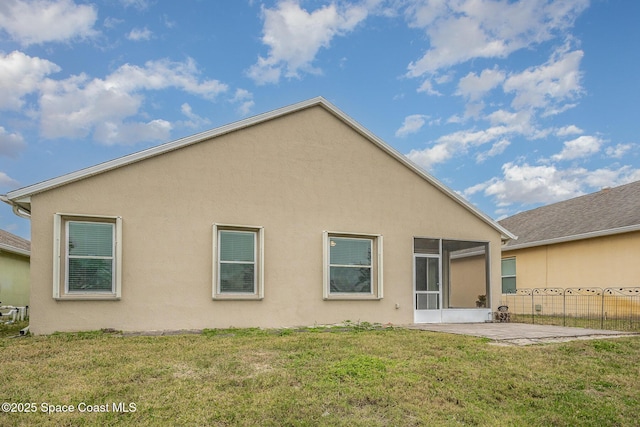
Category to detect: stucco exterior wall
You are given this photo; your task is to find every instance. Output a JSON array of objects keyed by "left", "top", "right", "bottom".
[
  {"left": 502, "top": 230, "right": 640, "bottom": 289},
  {"left": 29, "top": 106, "right": 503, "bottom": 334},
  {"left": 0, "top": 251, "right": 30, "bottom": 307},
  {"left": 449, "top": 255, "right": 487, "bottom": 308}
]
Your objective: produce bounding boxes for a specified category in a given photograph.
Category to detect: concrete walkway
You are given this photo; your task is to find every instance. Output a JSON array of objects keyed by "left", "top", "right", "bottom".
[{"left": 405, "top": 323, "right": 638, "bottom": 346}]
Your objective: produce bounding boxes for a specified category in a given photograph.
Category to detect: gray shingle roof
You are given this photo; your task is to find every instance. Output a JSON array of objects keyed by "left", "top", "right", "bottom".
[
  {"left": 499, "top": 180, "right": 640, "bottom": 249},
  {"left": 0, "top": 229, "right": 30, "bottom": 255}
]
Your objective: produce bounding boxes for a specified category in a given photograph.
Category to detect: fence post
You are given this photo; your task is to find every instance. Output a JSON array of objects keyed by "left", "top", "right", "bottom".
[
  {"left": 563, "top": 288, "right": 566, "bottom": 327},
  {"left": 601, "top": 289, "right": 605, "bottom": 329},
  {"left": 531, "top": 289, "right": 535, "bottom": 324}
]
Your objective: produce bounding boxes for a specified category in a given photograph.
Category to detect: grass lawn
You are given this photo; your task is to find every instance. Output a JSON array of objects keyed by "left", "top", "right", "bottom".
[{"left": 1, "top": 325, "right": 639, "bottom": 426}]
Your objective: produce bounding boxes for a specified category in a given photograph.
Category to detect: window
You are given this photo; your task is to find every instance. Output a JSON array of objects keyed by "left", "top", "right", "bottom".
[
  {"left": 501, "top": 257, "right": 516, "bottom": 294},
  {"left": 213, "top": 224, "right": 264, "bottom": 300},
  {"left": 53, "top": 214, "right": 122, "bottom": 300},
  {"left": 323, "top": 232, "right": 383, "bottom": 300}
]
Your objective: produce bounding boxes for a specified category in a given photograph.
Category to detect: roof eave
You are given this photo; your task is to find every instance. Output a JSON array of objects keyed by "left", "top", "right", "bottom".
[
  {"left": 502, "top": 223, "right": 640, "bottom": 251},
  {"left": 1, "top": 194, "right": 31, "bottom": 219},
  {"left": 0, "top": 243, "right": 30, "bottom": 257}
]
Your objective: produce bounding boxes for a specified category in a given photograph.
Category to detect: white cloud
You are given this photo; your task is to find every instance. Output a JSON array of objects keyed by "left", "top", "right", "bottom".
[
  {"left": 582, "top": 166, "right": 640, "bottom": 189},
  {"left": 434, "top": 73, "right": 453, "bottom": 85},
  {"left": 409, "top": 101, "right": 556, "bottom": 170},
  {"left": 127, "top": 27, "right": 152, "bottom": 41},
  {"left": 439, "top": 126, "right": 511, "bottom": 146},
  {"left": 541, "top": 102, "right": 577, "bottom": 117},
  {"left": 247, "top": 0, "right": 368, "bottom": 84},
  {"left": 407, "top": 12, "right": 506, "bottom": 76},
  {"left": 466, "top": 162, "right": 640, "bottom": 208},
  {"left": 556, "top": 125, "right": 583, "bottom": 136},
  {"left": 106, "top": 58, "right": 227, "bottom": 99},
  {"left": 405, "top": 0, "right": 588, "bottom": 76},
  {"left": 406, "top": 142, "right": 451, "bottom": 170},
  {"left": 104, "top": 17, "right": 124, "bottom": 29},
  {"left": 406, "top": 107, "right": 550, "bottom": 169},
  {"left": 486, "top": 109, "right": 530, "bottom": 131},
  {"left": 462, "top": 102, "right": 485, "bottom": 120},
  {"left": 162, "top": 14, "right": 176, "bottom": 29},
  {"left": 0, "top": 171, "right": 19, "bottom": 188},
  {"left": 551, "top": 135, "right": 603, "bottom": 161},
  {"left": 396, "top": 114, "right": 429, "bottom": 137},
  {"left": 404, "top": 6, "right": 588, "bottom": 171},
  {"left": 177, "top": 103, "right": 211, "bottom": 130},
  {"left": 503, "top": 48, "right": 584, "bottom": 113},
  {"left": 120, "top": 0, "right": 149, "bottom": 10},
  {"left": 401, "top": 4, "right": 590, "bottom": 171},
  {"left": 416, "top": 79, "right": 442, "bottom": 96},
  {"left": 446, "top": 114, "right": 463, "bottom": 124},
  {"left": 456, "top": 67, "right": 505, "bottom": 101},
  {"left": 404, "top": 0, "right": 448, "bottom": 28},
  {"left": 605, "top": 143, "right": 635, "bottom": 159},
  {"left": 476, "top": 139, "right": 510, "bottom": 163},
  {"left": 470, "top": 162, "right": 586, "bottom": 206},
  {"left": 230, "top": 89, "right": 254, "bottom": 116},
  {"left": 92, "top": 120, "right": 172, "bottom": 145},
  {"left": 0, "top": 0, "right": 98, "bottom": 46},
  {"left": 407, "top": 125, "right": 510, "bottom": 169},
  {"left": 462, "top": 181, "right": 488, "bottom": 197},
  {"left": 39, "top": 58, "right": 228, "bottom": 144},
  {"left": 0, "top": 51, "right": 60, "bottom": 110},
  {"left": 0, "top": 126, "right": 26, "bottom": 158}
]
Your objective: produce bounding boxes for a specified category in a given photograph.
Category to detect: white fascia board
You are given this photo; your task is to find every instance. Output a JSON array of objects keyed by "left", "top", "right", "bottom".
[
  {"left": 0, "top": 243, "right": 30, "bottom": 257},
  {"left": 502, "top": 224, "right": 640, "bottom": 251}
]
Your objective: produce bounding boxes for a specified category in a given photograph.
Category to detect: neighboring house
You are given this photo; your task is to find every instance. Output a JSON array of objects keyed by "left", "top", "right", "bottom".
[
  {"left": 499, "top": 180, "right": 640, "bottom": 293},
  {"left": 3, "top": 97, "right": 514, "bottom": 334},
  {"left": 0, "top": 229, "right": 30, "bottom": 307}
]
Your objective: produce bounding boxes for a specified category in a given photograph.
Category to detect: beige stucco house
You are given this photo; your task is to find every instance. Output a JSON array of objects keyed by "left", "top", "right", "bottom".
[
  {"left": 0, "top": 229, "right": 30, "bottom": 307},
  {"left": 499, "top": 180, "right": 640, "bottom": 292},
  {"left": 3, "top": 98, "right": 514, "bottom": 334}
]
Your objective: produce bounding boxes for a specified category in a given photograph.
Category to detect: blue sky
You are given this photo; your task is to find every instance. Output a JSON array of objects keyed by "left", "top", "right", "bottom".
[{"left": 1, "top": 0, "right": 639, "bottom": 240}]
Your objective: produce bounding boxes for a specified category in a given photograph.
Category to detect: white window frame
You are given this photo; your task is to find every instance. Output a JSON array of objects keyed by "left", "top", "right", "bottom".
[
  {"left": 53, "top": 213, "right": 122, "bottom": 300},
  {"left": 501, "top": 257, "right": 516, "bottom": 294},
  {"left": 212, "top": 223, "right": 264, "bottom": 300},
  {"left": 323, "top": 231, "right": 383, "bottom": 300}
]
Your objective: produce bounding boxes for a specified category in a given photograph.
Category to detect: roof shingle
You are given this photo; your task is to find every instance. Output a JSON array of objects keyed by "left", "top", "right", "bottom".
[
  {"left": 499, "top": 180, "right": 640, "bottom": 248},
  {"left": 0, "top": 229, "right": 30, "bottom": 254}
]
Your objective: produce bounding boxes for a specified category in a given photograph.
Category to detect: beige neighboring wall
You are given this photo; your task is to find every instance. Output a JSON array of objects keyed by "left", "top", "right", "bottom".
[
  {"left": 503, "top": 230, "right": 640, "bottom": 289},
  {"left": 0, "top": 250, "right": 30, "bottom": 307},
  {"left": 450, "top": 255, "right": 487, "bottom": 308},
  {"left": 27, "top": 105, "right": 504, "bottom": 334}
]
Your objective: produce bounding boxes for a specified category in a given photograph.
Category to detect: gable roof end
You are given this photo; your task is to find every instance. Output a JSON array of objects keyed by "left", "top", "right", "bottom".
[{"left": 4, "top": 97, "right": 515, "bottom": 240}]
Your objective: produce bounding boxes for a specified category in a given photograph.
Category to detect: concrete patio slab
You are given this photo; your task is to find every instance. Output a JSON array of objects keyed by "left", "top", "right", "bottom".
[{"left": 404, "top": 323, "right": 638, "bottom": 346}]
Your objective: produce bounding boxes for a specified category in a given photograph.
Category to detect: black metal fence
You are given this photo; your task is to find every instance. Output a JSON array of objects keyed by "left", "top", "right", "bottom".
[{"left": 499, "top": 287, "right": 640, "bottom": 331}]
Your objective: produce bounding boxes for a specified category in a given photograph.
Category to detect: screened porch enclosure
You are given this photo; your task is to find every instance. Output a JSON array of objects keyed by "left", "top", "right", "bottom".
[{"left": 414, "top": 238, "right": 491, "bottom": 323}]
